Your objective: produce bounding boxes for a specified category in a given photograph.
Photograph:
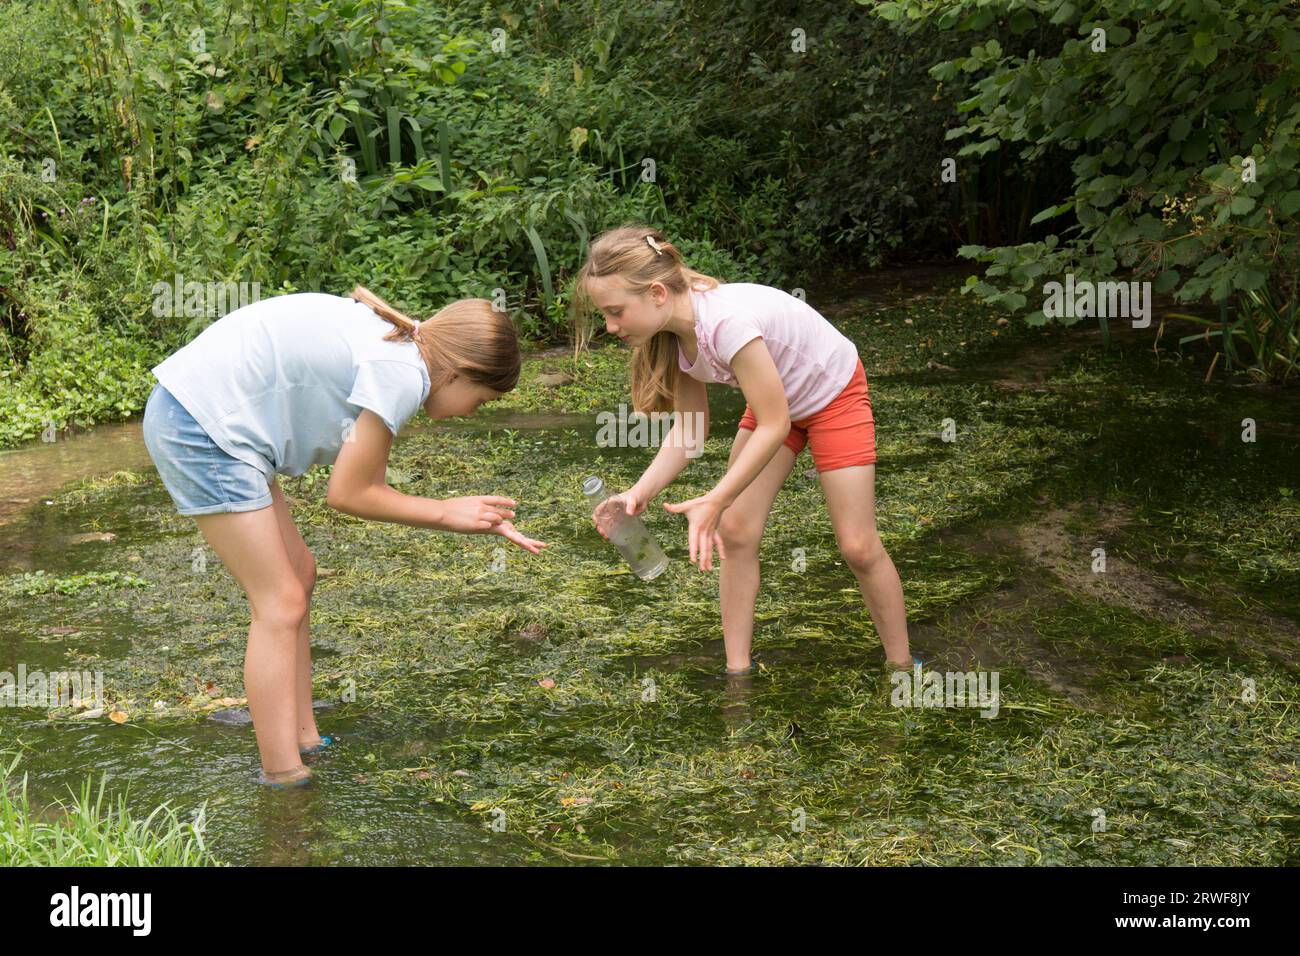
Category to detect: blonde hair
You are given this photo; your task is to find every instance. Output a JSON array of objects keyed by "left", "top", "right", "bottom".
[
  {"left": 572, "top": 225, "right": 720, "bottom": 414},
  {"left": 349, "top": 285, "right": 520, "bottom": 394}
]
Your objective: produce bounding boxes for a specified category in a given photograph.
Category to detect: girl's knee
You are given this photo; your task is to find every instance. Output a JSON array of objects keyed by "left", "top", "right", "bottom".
[
  {"left": 719, "top": 513, "right": 763, "bottom": 552},
  {"left": 840, "top": 533, "right": 886, "bottom": 573},
  {"left": 251, "top": 583, "right": 311, "bottom": 630}
]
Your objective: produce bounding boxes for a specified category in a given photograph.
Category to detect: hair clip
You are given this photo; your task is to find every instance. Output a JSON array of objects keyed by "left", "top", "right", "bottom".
[{"left": 645, "top": 235, "right": 664, "bottom": 255}]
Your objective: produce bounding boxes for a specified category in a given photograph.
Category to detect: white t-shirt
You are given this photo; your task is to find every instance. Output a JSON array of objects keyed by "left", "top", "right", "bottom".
[
  {"left": 152, "top": 292, "right": 430, "bottom": 479},
  {"left": 678, "top": 283, "right": 859, "bottom": 420}
]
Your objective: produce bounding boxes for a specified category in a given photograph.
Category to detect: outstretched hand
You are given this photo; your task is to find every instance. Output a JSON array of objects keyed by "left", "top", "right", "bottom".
[
  {"left": 438, "top": 495, "right": 547, "bottom": 553},
  {"left": 662, "top": 494, "right": 727, "bottom": 572},
  {"left": 494, "top": 519, "right": 547, "bottom": 554}
]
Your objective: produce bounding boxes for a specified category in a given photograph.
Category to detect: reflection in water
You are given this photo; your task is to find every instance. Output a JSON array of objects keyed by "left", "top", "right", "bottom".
[
  {"left": 252, "top": 784, "right": 325, "bottom": 866},
  {"left": 721, "top": 670, "right": 754, "bottom": 734}
]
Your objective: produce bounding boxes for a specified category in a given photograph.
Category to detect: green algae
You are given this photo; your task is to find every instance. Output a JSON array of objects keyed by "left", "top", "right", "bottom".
[{"left": 0, "top": 272, "right": 1297, "bottom": 865}]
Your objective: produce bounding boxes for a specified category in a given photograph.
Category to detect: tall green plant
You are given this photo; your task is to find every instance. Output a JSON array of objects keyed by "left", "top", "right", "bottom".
[{"left": 1169, "top": 285, "right": 1300, "bottom": 384}]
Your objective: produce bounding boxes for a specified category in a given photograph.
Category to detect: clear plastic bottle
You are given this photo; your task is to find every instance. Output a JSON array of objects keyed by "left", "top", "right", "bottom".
[{"left": 583, "top": 476, "right": 669, "bottom": 581}]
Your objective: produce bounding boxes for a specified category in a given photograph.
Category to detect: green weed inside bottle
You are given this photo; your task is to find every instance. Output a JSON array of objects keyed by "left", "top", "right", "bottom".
[{"left": 582, "top": 476, "right": 669, "bottom": 581}]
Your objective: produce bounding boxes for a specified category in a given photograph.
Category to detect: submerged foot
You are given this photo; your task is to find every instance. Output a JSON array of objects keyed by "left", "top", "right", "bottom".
[
  {"left": 299, "top": 734, "right": 336, "bottom": 756},
  {"left": 257, "top": 764, "right": 313, "bottom": 789}
]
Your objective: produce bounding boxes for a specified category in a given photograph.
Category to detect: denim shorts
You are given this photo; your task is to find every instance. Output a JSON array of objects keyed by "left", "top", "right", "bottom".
[{"left": 142, "top": 383, "right": 273, "bottom": 516}]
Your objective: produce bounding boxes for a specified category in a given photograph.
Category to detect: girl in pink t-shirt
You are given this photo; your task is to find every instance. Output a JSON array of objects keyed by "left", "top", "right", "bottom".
[{"left": 575, "top": 225, "right": 913, "bottom": 673}]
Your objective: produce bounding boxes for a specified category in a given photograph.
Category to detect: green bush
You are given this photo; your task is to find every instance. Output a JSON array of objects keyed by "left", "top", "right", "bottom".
[
  {"left": 872, "top": 0, "right": 1300, "bottom": 357},
  {"left": 13, "top": 0, "right": 1235, "bottom": 446}
]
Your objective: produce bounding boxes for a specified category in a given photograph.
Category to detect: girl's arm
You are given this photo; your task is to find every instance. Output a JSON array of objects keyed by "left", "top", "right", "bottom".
[
  {"left": 327, "top": 409, "right": 546, "bottom": 553},
  {"left": 629, "top": 372, "right": 710, "bottom": 504},
  {"left": 664, "top": 338, "right": 789, "bottom": 570},
  {"left": 593, "top": 372, "right": 709, "bottom": 536}
]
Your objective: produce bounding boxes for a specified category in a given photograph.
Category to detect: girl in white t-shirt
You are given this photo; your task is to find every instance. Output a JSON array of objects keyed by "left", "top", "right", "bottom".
[
  {"left": 143, "top": 287, "right": 546, "bottom": 788},
  {"left": 574, "top": 226, "right": 912, "bottom": 675}
]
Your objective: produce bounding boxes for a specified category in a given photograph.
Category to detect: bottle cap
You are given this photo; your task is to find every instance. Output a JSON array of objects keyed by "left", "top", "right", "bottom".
[{"left": 582, "top": 476, "right": 603, "bottom": 496}]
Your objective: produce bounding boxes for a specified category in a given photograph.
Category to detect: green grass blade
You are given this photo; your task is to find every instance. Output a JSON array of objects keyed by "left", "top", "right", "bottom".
[{"left": 525, "top": 225, "right": 553, "bottom": 308}]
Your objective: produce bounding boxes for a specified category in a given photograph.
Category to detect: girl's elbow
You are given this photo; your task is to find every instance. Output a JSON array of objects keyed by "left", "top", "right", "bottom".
[{"left": 326, "top": 487, "right": 355, "bottom": 514}]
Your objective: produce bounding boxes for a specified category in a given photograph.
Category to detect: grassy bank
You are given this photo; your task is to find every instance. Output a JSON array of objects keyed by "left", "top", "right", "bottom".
[{"left": 0, "top": 751, "right": 219, "bottom": 865}]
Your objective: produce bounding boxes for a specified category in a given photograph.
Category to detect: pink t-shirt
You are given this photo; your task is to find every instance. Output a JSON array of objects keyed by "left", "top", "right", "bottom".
[{"left": 677, "top": 282, "right": 859, "bottom": 420}]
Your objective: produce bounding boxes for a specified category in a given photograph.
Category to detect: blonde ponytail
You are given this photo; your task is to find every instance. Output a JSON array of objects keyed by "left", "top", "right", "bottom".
[
  {"left": 350, "top": 285, "right": 419, "bottom": 342},
  {"left": 349, "top": 285, "right": 521, "bottom": 394}
]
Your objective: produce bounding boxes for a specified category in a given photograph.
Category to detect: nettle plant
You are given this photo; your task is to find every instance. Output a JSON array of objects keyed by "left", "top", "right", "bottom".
[{"left": 872, "top": 0, "right": 1300, "bottom": 378}]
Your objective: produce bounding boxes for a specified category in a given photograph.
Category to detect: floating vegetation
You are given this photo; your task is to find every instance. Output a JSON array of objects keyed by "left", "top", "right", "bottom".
[
  {"left": 1, "top": 276, "right": 1297, "bottom": 864},
  {"left": 8, "top": 570, "right": 152, "bottom": 597}
]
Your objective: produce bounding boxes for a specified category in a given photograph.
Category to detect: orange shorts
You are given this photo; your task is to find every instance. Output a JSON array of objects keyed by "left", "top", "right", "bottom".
[{"left": 737, "top": 358, "right": 876, "bottom": 472}]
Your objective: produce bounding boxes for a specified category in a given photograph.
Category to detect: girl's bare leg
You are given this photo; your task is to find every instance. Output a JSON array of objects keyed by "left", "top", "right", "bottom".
[
  {"left": 817, "top": 464, "right": 911, "bottom": 665},
  {"left": 193, "top": 503, "right": 310, "bottom": 775},
  {"left": 267, "top": 480, "right": 323, "bottom": 750},
  {"left": 717, "top": 429, "right": 798, "bottom": 671}
]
